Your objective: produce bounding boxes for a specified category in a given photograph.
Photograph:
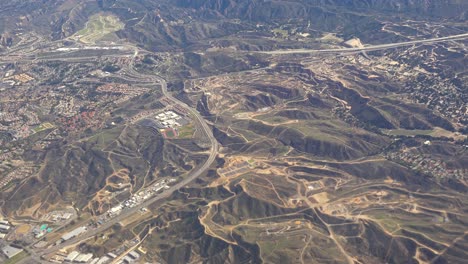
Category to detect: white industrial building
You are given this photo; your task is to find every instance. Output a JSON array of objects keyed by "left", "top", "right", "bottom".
[
  {"left": 75, "top": 253, "right": 94, "bottom": 263},
  {"left": 65, "top": 251, "right": 80, "bottom": 262},
  {"left": 96, "top": 256, "right": 111, "bottom": 264},
  {"left": 0, "top": 224, "right": 11, "bottom": 231},
  {"left": 1, "top": 245, "right": 23, "bottom": 259},
  {"left": 61, "top": 226, "right": 87, "bottom": 241},
  {"left": 154, "top": 110, "right": 185, "bottom": 128}
]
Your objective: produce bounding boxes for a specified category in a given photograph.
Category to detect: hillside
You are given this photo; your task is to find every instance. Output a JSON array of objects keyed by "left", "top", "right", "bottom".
[{"left": 0, "top": 1, "right": 466, "bottom": 263}]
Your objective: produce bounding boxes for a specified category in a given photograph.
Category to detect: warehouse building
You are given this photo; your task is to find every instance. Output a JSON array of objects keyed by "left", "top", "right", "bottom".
[
  {"left": 1, "top": 245, "right": 23, "bottom": 259},
  {"left": 61, "top": 226, "right": 87, "bottom": 241},
  {"left": 0, "top": 224, "right": 11, "bottom": 232}
]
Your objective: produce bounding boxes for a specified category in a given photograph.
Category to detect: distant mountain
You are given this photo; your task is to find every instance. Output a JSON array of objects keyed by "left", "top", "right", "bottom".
[
  {"left": 0, "top": 0, "right": 465, "bottom": 50},
  {"left": 174, "top": 0, "right": 467, "bottom": 20}
]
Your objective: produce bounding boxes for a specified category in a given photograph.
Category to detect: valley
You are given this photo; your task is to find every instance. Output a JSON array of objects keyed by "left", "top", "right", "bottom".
[{"left": 0, "top": 1, "right": 466, "bottom": 263}]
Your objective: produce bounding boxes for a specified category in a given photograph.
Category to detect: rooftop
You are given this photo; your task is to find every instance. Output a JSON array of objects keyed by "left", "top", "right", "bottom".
[
  {"left": 1, "top": 245, "right": 23, "bottom": 259},
  {"left": 61, "top": 226, "right": 87, "bottom": 241}
]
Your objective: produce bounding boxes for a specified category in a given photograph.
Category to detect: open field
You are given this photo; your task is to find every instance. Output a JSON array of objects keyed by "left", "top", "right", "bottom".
[
  {"left": 32, "top": 122, "right": 54, "bottom": 133},
  {"left": 177, "top": 124, "right": 195, "bottom": 139},
  {"left": 0, "top": 1, "right": 467, "bottom": 263},
  {"left": 15, "top": 224, "right": 32, "bottom": 235},
  {"left": 73, "top": 14, "right": 124, "bottom": 44},
  {"left": 382, "top": 127, "right": 466, "bottom": 140}
]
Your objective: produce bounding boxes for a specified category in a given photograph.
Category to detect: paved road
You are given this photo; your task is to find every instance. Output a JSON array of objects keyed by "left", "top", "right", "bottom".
[
  {"left": 11, "top": 32, "right": 467, "bottom": 261},
  {"left": 1, "top": 33, "right": 466, "bottom": 65},
  {"left": 26, "top": 66, "right": 219, "bottom": 260},
  {"left": 258, "top": 33, "right": 468, "bottom": 55}
]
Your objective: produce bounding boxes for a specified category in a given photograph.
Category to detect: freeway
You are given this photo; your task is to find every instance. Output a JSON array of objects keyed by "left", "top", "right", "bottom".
[
  {"left": 10, "top": 32, "right": 466, "bottom": 261},
  {"left": 24, "top": 64, "right": 219, "bottom": 261},
  {"left": 1, "top": 33, "right": 467, "bottom": 65},
  {"left": 258, "top": 33, "right": 468, "bottom": 55}
]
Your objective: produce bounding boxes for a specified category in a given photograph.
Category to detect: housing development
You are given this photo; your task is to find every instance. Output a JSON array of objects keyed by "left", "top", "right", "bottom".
[{"left": 0, "top": 0, "right": 467, "bottom": 263}]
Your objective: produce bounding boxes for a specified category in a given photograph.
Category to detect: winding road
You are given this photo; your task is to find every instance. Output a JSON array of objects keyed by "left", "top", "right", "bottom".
[
  {"left": 8, "top": 32, "right": 467, "bottom": 262},
  {"left": 19, "top": 62, "right": 219, "bottom": 262}
]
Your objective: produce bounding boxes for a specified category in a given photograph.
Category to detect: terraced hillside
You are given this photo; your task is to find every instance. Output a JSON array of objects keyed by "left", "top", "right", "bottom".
[{"left": 0, "top": 1, "right": 466, "bottom": 264}]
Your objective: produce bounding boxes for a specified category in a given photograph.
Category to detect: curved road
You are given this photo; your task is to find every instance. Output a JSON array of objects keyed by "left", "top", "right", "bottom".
[
  {"left": 1, "top": 33, "right": 467, "bottom": 65},
  {"left": 12, "top": 32, "right": 467, "bottom": 261},
  {"left": 27, "top": 69, "right": 219, "bottom": 260}
]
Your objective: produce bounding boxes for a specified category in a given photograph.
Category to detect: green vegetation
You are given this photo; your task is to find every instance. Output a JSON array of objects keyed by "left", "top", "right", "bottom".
[
  {"left": 229, "top": 127, "right": 262, "bottom": 142},
  {"left": 177, "top": 124, "right": 194, "bottom": 139},
  {"left": 88, "top": 127, "right": 123, "bottom": 148},
  {"left": 370, "top": 211, "right": 401, "bottom": 233},
  {"left": 165, "top": 129, "right": 176, "bottom": 138},
  {"left": 382, "top": 129, "right": 432, "bottom": 136},
  {"left": 255, "top": 114, "right": 291, "bottom": 124},
  {"left": 32, "top": 122, "right": 54, "bottom": 133},
  {"left": 272, "top": 28, "right": 289, "bottom": 38},
  {"left": 74, "top": 14, "right": 124, "bottom": 43},
  {"left": 1, "top": 1, "right": 467, "bottom": 264},
  {"left": 287, "top": 120, "right": 347, "bottom": 140},
  {"left": 382, "top": 128, "right": 465, "bottom": 140}
]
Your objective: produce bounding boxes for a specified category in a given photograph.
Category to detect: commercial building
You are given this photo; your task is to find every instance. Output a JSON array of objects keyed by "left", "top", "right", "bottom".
[
  {"left": 65, "top": 251, "right": 80, "bottom": 262},
  {"left": 62, "top": 212, "right": 73, "bottom": 220},
  {"left": 89, "top": 258, "right": 100, "bottom": 264},
  {"left": 121, "top": 256, "right": 134, "bottom": 264},
  {"left": 128, "top": 251, "right": 140, "bottom": 260},
  {"left": 75, "top": 253, "right": 94, "bottom": 263},
  {"left": 96, "top": 256, "right": 111, "bottom": 264},
  {"left": 1, "top": 245, "right": 23, "bottom": 259},
  {"left": 61, "top": 226, "right": 87, "bottom": 241},
  {"left": 0, "top": 224, "right": 11, "bottom": 231}
]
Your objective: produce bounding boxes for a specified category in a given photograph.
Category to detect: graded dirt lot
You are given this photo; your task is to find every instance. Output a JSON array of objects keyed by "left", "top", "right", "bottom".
[{"left": 15, "top": 224, "right": 32, "bottom": 235}]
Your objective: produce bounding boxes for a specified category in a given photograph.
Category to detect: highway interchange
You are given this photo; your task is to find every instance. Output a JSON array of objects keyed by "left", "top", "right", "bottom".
[
  {"left": 3, "top": 32, "right": 467, "bottom": 263},
  {"left": 1, "top": 33, "right": 467, "bottom": 64},
  {"left": 12, "top": 47, "right": 220, "bottom": 263}
]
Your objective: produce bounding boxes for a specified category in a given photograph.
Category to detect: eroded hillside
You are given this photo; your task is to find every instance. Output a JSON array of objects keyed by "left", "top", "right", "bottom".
[{"left": 0, "top": 0, "right": 466, "bottom": 263}]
